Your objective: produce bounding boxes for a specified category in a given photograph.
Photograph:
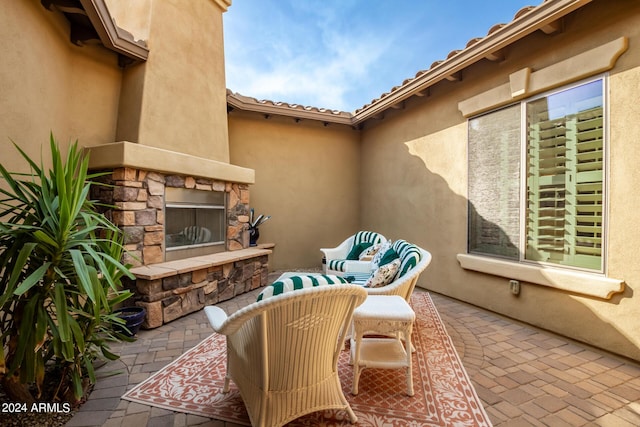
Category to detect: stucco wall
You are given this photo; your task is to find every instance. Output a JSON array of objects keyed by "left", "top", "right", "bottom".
[
  {"left": 360, "top": 0, "right": 640, "bottom": 361},
  {"left": 228, "top": 113, "right": 360, "bottom": 270},
  {"left": 0, "top": 0, "right": 122, "bottom": 169},
  {"left": 116, "top": 0, "right": 230, "bottom": 163}
]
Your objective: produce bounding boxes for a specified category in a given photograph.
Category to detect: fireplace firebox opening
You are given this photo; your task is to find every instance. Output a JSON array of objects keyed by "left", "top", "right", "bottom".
[{"left": 165, "top": 187, "right": 226, "bottom": 261}]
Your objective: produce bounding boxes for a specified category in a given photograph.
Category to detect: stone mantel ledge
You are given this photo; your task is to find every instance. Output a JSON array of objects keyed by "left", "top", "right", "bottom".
[
  {"left": 130, "top": 247, "right": 273, "bottom": 280},
  {"left": 85, "top": 141, "right": 255, "bottom": 184}
]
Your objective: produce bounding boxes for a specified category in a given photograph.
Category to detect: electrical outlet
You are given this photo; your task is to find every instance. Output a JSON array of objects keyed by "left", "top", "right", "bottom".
[{"left": 509, "top": 280, "right": 520, "bottom": 295}]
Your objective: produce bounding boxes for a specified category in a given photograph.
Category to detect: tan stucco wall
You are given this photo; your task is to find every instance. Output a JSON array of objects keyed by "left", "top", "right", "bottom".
[
  {"left": 0, "top": 0, "right": 122, "bottom": 169},
  {"left": 116, "top": 0, "right": 230, "bottom": 163},
  {"left": 5, "top": 0, "right": 640, "bottom": 362},
  {"left": 228, "top": 113, "right": 360, "bottom": 270},
  {"left": 360, "top": 0, "right": 640, "bottom": 361},
  {"left": 0, "top": 1, "right": 247, "bottom": 187},
  {"left": 104, "top": 0, "right": 152, "bottom": 42}
]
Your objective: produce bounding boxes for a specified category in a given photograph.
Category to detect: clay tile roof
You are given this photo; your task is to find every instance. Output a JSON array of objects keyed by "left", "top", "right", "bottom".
[
  {"left": 351, "top": 0, "right": 588, "bottom": 123},
  {"left": 514, "top": 5, "right": 538, "bottom": 19},
  {"left": 352, "top": 3, "right": 542, "bottom": 116},
  {"left": 226, "top": 90, "right": 353, "bottom": 124},
  {"left": 228, "top": 0, "right": 591, "bottom": 125},
  {"left": 465, "top": 37, "right": 484, "bottom": 48}
]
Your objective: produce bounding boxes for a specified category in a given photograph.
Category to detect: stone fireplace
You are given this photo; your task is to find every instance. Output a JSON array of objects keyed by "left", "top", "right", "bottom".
[
  {"left": 91, "top": 162, "right": 272, "bottom": 328},
  {"left": 72, "top": 0, "right": 262, "bottom": 329},
  {"left": 93, "top": 167, "right": 252, "bottom": 266}
]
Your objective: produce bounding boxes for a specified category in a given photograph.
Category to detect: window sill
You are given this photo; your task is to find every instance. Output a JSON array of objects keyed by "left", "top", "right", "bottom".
[{"left": 456, "top": 254, "right": 624, "bottom": 299}]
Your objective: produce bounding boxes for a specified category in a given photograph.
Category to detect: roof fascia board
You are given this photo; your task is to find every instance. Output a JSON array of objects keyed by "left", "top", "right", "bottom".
[
  {"left": 227, "top": 92, "right": 354, "bottom": 125},
  {"left": 212, "top": 0, "right": 232, "bottom": 12},
  {"left": 79, "top": 0, "right": 149, "bottom": 61},
  {"left": 352, "top": 0, "right": 593, "bottom": 125}
]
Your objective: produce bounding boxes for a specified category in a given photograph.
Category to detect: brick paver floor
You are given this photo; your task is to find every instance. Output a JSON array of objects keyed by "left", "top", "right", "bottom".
[{"left": 67, "top": 274, "right": 640, "bottom": 426}]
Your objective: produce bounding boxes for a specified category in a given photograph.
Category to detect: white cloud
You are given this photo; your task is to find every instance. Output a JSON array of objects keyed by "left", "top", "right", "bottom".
[
  {"left": 224, "top": 1, "right": 394, "bottom": 111},
  {"left": 223, "top": 0, "right": 535, "bottom": 111},
  {"left": 227, "top": 45, "right": 382, "bottom": 111}
]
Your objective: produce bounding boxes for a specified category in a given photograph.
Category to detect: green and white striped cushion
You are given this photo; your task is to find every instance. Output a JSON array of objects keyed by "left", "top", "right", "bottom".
[
  {"left": 327, "top": 259, "right": 347, "bottom": 272},
  {"left": 392, "top": 240, "right": 422, "bottom": 278},
  {"left": 354, "top": 230, "right": 385, "bottom": 247},
  {"left": 328, "top": 232, "right": 386, "bottom": 272},
  {"left": 257, "top": 274, "right": 349, "bottom": 301}
]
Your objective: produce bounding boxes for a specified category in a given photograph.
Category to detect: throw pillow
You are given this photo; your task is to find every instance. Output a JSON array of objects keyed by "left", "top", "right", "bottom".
[
  {"left": 359, "top": 242, "right": 382, "bottom": 260},
  {"left": 372, "top": 240, "right": 392, "bottom": 267},
  {"left": 365, "top": 259, "right": 401, "bottom": 288},
  {"left": 378, "top": 248, "right": 399, "bottom": 266},
  {"left": 346, "top": 242, "right": 373, "bottom": 260},
  {"left": 257, "top": 274, "right": 348, "bottom": 301}
]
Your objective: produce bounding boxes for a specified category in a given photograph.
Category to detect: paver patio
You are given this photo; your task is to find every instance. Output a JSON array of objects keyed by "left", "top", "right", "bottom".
[{"left": 67, "top": 272, "right": 640, "bottom": 427}]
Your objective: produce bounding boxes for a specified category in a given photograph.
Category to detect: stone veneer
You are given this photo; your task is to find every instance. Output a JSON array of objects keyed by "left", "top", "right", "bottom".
[
  {"left": 91, "top": 167, "right": 272, "bottom": 327},
  {"left": 128, "top": 249, "right": 270, "bottom": 328},
  {"left": 92, "top": 167, "right": 251, "bottom": 266}
]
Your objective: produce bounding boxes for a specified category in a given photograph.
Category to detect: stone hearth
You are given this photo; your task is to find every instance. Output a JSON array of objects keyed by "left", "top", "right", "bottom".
[{"left": 127, "top": 248, "right": 271, "bottom": 328}]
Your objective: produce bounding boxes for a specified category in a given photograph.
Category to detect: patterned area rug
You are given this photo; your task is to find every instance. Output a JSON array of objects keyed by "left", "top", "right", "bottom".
[{"left": 123, "top": 292, "right": 492, "bottom": 426}]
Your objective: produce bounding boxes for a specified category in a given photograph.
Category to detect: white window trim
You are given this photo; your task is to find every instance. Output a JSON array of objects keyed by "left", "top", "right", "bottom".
[
  {"left": 460, "top": 72, "right": 626, "bottom": 299},
  {"left": 519, "top": 76, "right": 607, "bottom": 272}
]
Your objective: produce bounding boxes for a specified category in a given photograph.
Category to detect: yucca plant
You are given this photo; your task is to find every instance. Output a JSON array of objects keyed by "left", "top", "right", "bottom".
[{"left": 0, "top": 134, "right": 134, "bottom": 405}]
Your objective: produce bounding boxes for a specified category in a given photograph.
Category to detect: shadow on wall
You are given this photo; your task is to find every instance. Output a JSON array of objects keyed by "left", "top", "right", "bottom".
[
  {"left": 402, "top": 139, "right": 640, "bottom": 360},
  {"left": 359, "top": 107, "right": 637, "bottom": 360},
  {"left": 230, "top": 95, "right": 638, "bottom": 359}
]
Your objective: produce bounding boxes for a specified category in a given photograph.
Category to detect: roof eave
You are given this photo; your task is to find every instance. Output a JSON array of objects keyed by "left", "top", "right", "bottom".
[
  {"left": 352, "top": 0, "right": 593, "bottom": 125},
  {"left": 227, "top": 91, "right": 354, "bottom": 126},
  {"left": 79, "top": 0, "right": 149, "bottom": 62}
]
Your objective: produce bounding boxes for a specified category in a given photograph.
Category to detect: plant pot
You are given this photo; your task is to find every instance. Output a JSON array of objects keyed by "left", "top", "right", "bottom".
[
  {"left": 114, "top": 306, "right": 146, "bottom": 337},
  {"left": 249, "top": 227, "right": 260, "bottom": 246}
]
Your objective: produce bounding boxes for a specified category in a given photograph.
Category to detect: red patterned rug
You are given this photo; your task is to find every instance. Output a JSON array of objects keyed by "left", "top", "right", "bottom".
[{"left": 122, "top": 292, "right": 492, "bottom": 426}]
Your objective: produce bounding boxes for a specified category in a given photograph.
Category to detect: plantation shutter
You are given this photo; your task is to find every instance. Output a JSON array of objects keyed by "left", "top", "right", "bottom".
[{"left": 525, "top": 80, "right": 603, "bottom": 270}]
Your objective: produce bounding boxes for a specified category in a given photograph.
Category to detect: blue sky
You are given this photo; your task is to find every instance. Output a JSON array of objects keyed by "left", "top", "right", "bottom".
[{"left": 223, "top": 0, "right": 537, "bottom": 112}]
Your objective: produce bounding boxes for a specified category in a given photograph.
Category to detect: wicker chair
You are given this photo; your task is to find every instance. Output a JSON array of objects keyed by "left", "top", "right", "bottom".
[
  {"left": 204, "top": 284, "right": 367, "bottom": 427},
  {"left": 321, "top": 230, "right": 387, "bottom": 275},
  {"left": 367, "top": 242, "right": 432, "bottom": 302}
]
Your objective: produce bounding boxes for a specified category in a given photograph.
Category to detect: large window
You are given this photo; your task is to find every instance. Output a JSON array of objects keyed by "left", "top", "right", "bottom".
[
  {"left": 468, "top": 78, "right": 605, "bottom": 272},
  {"left": 165, "top": 188, "right": 226, "bottom": 260}
]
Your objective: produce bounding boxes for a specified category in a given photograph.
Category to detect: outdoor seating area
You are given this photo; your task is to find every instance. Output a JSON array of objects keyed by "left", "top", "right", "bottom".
[
  {"left": 63, "top": 278, "right": 640, "bottom": 427},
  {"left": 322, "top": 231, "right": 433, "bottom": 299},
  {"left": 4, "top": 1, "right": 640, "bottom": 426},
  {"left": 191, "top": 232, "right": 433, "bottom": 425},
  {"left": 61, "top": 234, "right": 640, "bottom": 426}
]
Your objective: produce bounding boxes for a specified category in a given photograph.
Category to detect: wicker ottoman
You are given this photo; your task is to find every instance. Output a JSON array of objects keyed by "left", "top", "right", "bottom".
[{"left": 350, "top": 295, "right": 415, "bottom": 396}]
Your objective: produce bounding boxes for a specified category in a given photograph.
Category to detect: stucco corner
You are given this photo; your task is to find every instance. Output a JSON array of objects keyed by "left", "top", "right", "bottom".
[{"left": 211, "top": 0, "right": 232, "bottom": 12}]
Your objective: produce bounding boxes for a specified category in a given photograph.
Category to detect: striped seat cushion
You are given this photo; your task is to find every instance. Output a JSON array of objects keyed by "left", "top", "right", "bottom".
[
  {"left": 327, "top": 259, "right": 348, "bottom": 272},
  {"left": 327, "top": 232, "right": 386, "bottom": 272},
  {"left": 257, "top": 274, "right": 348, "bottom": 301},
  {"left": 392, "top": 240, "right": 422, "bottom": 278},
  {"left": 343, "top": 272, "right": 371, "bottom": 285},
  {"left": 353, "top": 230, "right": 385, "bottom": 247}
]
